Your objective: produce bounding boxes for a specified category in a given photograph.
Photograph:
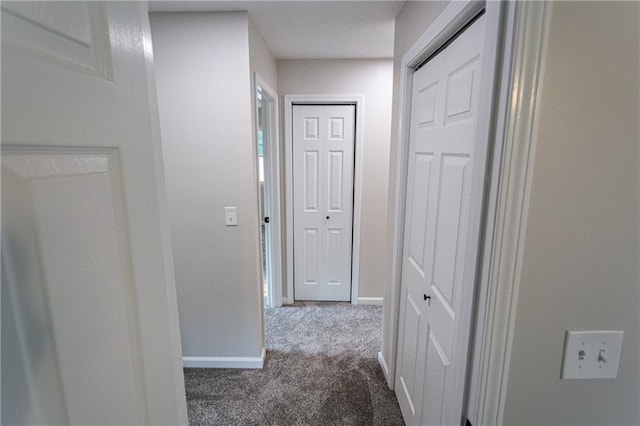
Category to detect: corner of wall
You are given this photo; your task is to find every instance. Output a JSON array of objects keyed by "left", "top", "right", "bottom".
[{"left": 150, "top": 11, "right": 263, "bottom": 361}]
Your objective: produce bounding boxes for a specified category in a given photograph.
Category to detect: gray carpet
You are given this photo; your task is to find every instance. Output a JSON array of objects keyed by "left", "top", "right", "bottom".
[{"left": 184, "top": 302, "right": 405, "bottom": 425}]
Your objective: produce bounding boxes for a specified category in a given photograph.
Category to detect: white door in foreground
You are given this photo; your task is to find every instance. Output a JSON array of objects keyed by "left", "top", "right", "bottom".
[
  {"left": 293, "top": 104, "right": 355, "bottom": 301},
  {"left": 395, "top": 15, "right": 488, "bottom": 425},
  {"left": 1, "top": 2, "right": 187, "bottom": 424}
]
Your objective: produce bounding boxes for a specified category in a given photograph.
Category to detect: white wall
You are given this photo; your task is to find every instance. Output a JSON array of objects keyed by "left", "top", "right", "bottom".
[
  {"left": 278, "top": 59, "right": 394, "bottom": 301},
  {"left": 150, "top": 12, "right": 263, "bottom": 359},
  {"left": 502, "top": 2, "right": 640, "bottom": 424},
  {"left": 381, "top": 0, "right": 449, "bottom": 382}
]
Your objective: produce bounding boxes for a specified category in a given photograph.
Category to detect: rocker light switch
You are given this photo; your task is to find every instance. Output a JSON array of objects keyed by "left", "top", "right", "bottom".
[
  {"left": 561, "top": 330, "right": 623, "bottom": 379},
  {"left": 224, "top": 207, "right": 237, "bottom": 226}
]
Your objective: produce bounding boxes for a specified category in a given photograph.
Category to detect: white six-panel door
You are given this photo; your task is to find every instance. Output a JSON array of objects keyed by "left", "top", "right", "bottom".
[
  {"left": 1, "top": 2, "right": 187, "bottom": 424},
  {"left": 395, "top": 15, "right": 487, "bottom": 425},
  {"left": 293, "top": 105, "right": 355, "bottom": 301}
]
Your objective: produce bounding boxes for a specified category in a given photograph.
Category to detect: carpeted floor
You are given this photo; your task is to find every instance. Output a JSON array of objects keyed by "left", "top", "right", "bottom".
[{"left": 184, "top": 302, "right": 405, "bottom": 425}]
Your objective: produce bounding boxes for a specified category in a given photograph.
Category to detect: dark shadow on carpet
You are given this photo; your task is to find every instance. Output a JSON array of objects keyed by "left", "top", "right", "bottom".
[{"left": 184, "top": 302, "right": 405, "bottom": 425}]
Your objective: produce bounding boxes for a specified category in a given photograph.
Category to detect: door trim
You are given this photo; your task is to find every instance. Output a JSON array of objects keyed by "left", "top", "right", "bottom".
[
  {"left": 284, "top": 94, "right": 364, "bottom": 304},
  {"left": 467, "top": 2, "right": 551, "bottom": 424},
  {"left": 255, "top": 73, "right": 283, "bottom": 308},
  {"left": 384, "top": 0, "right": 550, "bottom": 424}
]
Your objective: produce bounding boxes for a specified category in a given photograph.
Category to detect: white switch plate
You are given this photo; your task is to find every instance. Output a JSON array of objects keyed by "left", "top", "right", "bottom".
[
  {"left": 561, "top": 330, "right": 623, "bottom": 379},
  {"left": 224, "top": 206, "right": 237, "bottom": 226}
]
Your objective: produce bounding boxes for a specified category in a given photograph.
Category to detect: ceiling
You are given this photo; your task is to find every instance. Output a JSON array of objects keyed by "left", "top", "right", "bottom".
[{"left": 148, "top": 1, "right": 405, "bottom": 59}]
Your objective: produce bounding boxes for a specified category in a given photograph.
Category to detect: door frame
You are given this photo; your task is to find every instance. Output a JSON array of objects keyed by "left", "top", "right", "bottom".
[
  {"left": 284, "top": 94, "right": 364, "bottom": 304},
  {"left": 255, "top": 73, "right": 283, "bottom": 308},
  {"left": 384, "top": 0, "right": 550, "bottom": 424}
]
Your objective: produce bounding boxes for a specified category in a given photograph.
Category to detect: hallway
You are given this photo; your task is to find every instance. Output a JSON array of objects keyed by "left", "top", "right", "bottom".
[{"left": 184, "top": 303, "right": 404, "bottom": 425}]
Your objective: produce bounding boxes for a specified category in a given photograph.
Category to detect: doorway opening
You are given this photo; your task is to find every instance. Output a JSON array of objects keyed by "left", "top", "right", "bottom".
[{"left": 255, "top": 75, "right": 282, "bottom": 308}]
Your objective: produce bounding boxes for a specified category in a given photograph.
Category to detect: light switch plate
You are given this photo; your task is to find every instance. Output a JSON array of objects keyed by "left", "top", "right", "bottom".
[
  {"left": 561, "top": 330, "right": 623, "bottom": 379},
  {"left": 224, "top": 206, "right": 237, "bottom": 226}
]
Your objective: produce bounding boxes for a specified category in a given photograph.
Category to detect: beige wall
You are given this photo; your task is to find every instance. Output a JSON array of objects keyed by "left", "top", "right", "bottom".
[
  {"left": 277, "top": 58, "right": 394, "bottom": 301},
  {"left": 150, "top": 12, "right": 263, "bottom": 359},
  {"left": 381, "top": 0, "right": 449, "bottom": 381},
  {"left": 503, "top": 2, "right": 640, "bottom": 424}
]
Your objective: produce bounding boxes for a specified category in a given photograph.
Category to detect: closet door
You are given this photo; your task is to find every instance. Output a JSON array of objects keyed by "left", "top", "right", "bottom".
[
  {"left": 292, "top": 104, "right": 355, "bottom": 301},
  {"left": 395, "top": 14, "right": 489, "bottom": 425}
]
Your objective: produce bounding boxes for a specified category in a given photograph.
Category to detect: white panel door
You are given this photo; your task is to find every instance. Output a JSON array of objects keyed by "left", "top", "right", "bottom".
[
  {"left": 1, "top": 2, "right": 187, "bottom": 425},
  {"left": 293, "top": 105, "right": 355, "bottom": 301},
  {"left": 395, "top": 15, "right": 488, "bottom": 425}
]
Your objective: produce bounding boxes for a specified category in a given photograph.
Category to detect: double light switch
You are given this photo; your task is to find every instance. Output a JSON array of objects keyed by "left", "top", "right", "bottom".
[{"left": 561, "top": 330, "right": 624, "bottom": 379}]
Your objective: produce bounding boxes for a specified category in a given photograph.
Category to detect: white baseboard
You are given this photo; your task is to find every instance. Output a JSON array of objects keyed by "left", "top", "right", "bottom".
[
  {"left": 357, "top": 297, "right": 383, "bottom": 306},
  {"left": 378, "top": 351, "right": 393, "bottom": 389},
  {"left": 282, "top": 297, "right": 381, "bottom": 305},
  {"left": 183, "top": 348, "right": 266, "bottom": 369}
]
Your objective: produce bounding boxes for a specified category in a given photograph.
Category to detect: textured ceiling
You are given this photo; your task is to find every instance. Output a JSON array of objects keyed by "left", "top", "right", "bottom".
[{"left": 148, "top": 1, "right": 404, "bottom": 59}]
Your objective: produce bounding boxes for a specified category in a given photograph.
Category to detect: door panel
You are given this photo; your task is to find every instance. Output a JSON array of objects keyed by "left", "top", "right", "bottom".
[
  {"left": 304, "top": 151, "right": 320, "bottom": 211},
  {"left": 293, "top": 105, "right": 355, "bottom": 301},
  {"left": 329, "top": 117, "right": 345, "bottom": 139},
  {"left": 326, "top": 228, "right": 343, "bottom": 285},
  {"left": 408, "top": 153, "right": 434, "bottom": 270},
  {"left": 395, "top": 14, "right": 487, "bottom": 425},
  {"left": 1, "top": 1, "right": 112, "bottom": 79},
  {"left": 397, "top": 290, "right": 426, "bottom": 418},
  {"left": 328, "top": 151, "right": 344, "bottom": 211},
  {"left": 433, "top": 154, "right": 470, "bottom": 307},
  {"left": 3, "top": 152, "right": 143, "bottom": 424},
  {"left": 303, "top": 229, "right": 320, "bottom": 285},
  {"left": 421, "top": 330, "right": 449, "bottom": 426},
  {"left": 1, "top": 2, "right": 187, "bottom": 424}
]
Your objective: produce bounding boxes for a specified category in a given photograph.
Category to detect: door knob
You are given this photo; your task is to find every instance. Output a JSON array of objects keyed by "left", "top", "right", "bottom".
[
  {"left": 326, "top": 216, "right": 330, "bottom": 220},
  {"left": 424, "top": 294, "right": 431, "bottom": 306}
]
